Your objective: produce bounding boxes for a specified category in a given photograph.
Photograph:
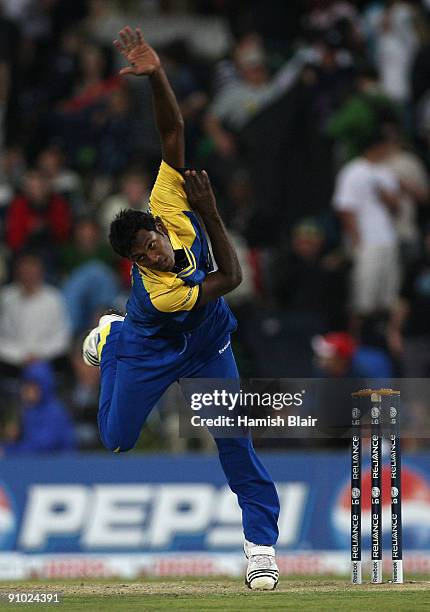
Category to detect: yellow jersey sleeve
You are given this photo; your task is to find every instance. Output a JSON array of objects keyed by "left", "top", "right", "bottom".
[
  {"left": 149, "top": 160, "right": 191, "bottom": 219},
  {"left": 151, "top": 279, "right": 200, "bottom": 313}
]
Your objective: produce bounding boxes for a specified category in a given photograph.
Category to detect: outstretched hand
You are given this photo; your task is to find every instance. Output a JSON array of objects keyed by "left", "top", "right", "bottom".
[
  {"left": 184, "top": 170, "right": 217, "bottom": 217},
  {"left": 114, "top": 26, "right": 160, "bottom": 76}
]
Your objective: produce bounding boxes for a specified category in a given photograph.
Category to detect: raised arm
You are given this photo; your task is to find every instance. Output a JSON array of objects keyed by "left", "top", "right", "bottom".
[
  {"left": 184, "top": 170, "right": 242, "bottom": 305},
  {"left": 114, "top": 26, "right": 184, "bottom": 167}
]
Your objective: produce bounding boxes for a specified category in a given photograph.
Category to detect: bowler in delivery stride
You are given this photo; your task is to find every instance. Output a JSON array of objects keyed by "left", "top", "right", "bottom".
[{"left": 82, "top": 26, "right": 279, "bottom": 590}]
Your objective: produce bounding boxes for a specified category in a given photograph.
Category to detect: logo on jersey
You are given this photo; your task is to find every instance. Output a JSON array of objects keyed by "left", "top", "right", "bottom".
[{"left": 219, "top": 340, "right": 231, "bottom": 355}]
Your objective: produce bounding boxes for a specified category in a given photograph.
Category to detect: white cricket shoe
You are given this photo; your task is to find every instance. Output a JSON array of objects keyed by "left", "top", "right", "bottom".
[
  {"left": 244, "top": 540, "right": 279, "bottom": 590},
  {"left": 82, "top": 312, "right": 124, "bottom": 367}
]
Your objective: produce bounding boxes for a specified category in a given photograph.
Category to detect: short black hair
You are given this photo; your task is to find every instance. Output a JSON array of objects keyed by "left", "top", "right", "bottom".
[{"left": 109, "top": 209, "right": 157, "bottom": 258}]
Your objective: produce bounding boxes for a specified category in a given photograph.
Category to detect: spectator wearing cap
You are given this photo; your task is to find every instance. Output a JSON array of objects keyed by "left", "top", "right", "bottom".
[
  {"left": 310, "top": 329, "right": 392, "bottom": 449},
  {"left": 204, "top": 34, "right": 305, "bottom": 159},
  {"left": 312, "top": 331, "right": 393, "bottom": 378}
]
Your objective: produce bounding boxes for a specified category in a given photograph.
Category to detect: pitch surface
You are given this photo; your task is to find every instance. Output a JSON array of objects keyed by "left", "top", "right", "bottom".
[{"left": 1, "top": 576, "right": 430, "bottom": 610}]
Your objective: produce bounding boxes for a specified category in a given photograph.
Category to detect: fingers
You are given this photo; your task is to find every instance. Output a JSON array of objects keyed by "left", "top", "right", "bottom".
[
  {"left": 119, "top": 26, "right": 134, "bottom": 50},
  {"left": 184, "top": 170, "right": 211, "bottom": 204},
  {"left": 188, "top": 170, "right": 209, "bottom": 185},
  {"left": 113, "top": 39, "right": 127, "bottom": 55},
  {"left": 201, "top": 170, "right": 211, "bottom": 189},
  {"left": 119, "top": 30, "right": 130, "bottom": 50},
  {"left": 116, "top": 26, "right": 142, "bottom": 52},
  {"left": 191, "top": 170, "right": 205, "bottom": 190},
  {"left": 184, "top": 170, "right": 198, "bottom": 199},
  {"left": 185, "top": 171, "right": 200, "bottom": 194},
  {"left": 136, "top": 27, "right": 144, "bottom": 45}
]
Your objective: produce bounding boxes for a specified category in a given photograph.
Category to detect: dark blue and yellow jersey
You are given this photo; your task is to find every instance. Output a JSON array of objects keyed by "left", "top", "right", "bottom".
[{"left": 126, "top": 161, "right": 233, "bottom": 337}]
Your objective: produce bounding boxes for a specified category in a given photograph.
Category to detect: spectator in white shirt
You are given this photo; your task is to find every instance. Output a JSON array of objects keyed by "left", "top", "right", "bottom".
[
  {"left": 0, "top": 253, "right": 71, "bottom": 373},
  {"left": 333, "top": 125, "right": 402, "bottom": 336}
]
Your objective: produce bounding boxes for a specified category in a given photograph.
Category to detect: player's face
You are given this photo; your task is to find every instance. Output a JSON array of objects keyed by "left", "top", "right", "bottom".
[{"left": 130, "top": 228, "right": 175, "bottom": 272}]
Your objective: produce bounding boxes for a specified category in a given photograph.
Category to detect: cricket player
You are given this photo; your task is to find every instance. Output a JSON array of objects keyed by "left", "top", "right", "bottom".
[{"left": 83, "top": 26, "right": 279, "bottom": 590}]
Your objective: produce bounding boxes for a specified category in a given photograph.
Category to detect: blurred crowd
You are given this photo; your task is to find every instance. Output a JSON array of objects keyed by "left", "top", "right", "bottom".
[{"left": 2, "top": 0, "right": 430, "bottom": 452}]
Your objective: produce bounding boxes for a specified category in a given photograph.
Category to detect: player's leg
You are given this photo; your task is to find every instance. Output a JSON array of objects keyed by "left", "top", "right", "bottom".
[
  {"left": 84, "top": 315, "right": 172, "bottom": 453},
  {"left": 182, "top": 338, "right": 280, "bottom": 589},
  {"left": 184, "top": 339, "right": 280, "bottom": 544}
]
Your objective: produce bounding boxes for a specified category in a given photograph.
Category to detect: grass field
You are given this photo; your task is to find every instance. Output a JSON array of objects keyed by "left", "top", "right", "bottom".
[{"left": 1, "top": 577, "right": 430, "bottom": 611}]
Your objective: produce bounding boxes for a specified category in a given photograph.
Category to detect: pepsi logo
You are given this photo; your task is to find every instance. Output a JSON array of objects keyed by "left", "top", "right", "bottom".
[{"left": 0, "top": 485, "right": 16, "bottom": 550}]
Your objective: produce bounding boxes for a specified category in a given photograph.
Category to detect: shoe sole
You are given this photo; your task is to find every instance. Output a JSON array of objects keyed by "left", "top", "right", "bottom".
[
  {"left": 244, "top": 543, "right": 279, "bottom": 590},
  {"left": 246, "top": 576, "right": 278, "bottom": 590}
]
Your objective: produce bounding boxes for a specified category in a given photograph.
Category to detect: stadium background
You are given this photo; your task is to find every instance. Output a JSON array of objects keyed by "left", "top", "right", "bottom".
[{"left": 1, "top": 0, "right": 430, "bottom": 580}]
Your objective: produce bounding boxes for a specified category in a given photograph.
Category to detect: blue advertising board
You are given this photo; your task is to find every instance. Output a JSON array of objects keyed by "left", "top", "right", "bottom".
[{"left": 1, "top": 452, "right": 430, "bottom": 557}]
